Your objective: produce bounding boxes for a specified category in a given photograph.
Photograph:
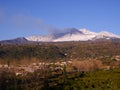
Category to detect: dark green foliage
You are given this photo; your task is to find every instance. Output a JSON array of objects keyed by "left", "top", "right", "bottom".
[
  {"left": 0, "top": 44, "right": 65, "bottom": 61},
  {"left": 50, "top": 69, "right": 120, "bottom": 90},
  {"left": 0, "top": 41, "right": 120, "bottom": 89},
  {"left": 0, "top": 68, "right": 120, "bottom": 90},
  {"left": 0, "top": 41, "right": 120, "bottom": 62}
]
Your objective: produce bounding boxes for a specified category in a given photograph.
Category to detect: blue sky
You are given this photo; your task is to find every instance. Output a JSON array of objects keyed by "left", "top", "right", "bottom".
[{"left": 0, "top": 0, "right": 120, "bottom": 40}]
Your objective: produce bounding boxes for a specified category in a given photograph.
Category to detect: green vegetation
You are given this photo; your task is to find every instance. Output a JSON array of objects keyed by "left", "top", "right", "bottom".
[
  {"left": 0, "top": 44, "right": 65, "bottom": 63},
  {"left": 0, "top": 41, "right": 120, "bottom": 90},
  {"left": 0, "top": 68, "right": 120, "bottom": 90},
  {"left": 0, "top": 41, "right": 120, "bottom": 62}
]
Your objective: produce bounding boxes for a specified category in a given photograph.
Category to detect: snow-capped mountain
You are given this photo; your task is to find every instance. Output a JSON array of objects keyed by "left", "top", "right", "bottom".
[
  {"left": 25, "top": 28, "right": 120, "bottom": 42},
  {"left": 0, "top": 28, "right": 120, "bottom": 44},
  {"left": 79, "top": 28, "right": 97, "bottom": 35},
  {"left": 93, "top": 31, "right": 120, "bottom": 40}
]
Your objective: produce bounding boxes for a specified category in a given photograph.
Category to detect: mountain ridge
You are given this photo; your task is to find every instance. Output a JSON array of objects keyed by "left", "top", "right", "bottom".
[
  {"left": 26, "top": 28, "right": 120, "bottom": 42},
  {"left": 0, "top": 28, "right": 120, "bottom": 44}
]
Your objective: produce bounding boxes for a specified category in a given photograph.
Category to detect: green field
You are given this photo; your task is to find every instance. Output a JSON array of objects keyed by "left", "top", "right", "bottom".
[{"left": 0, "top": 68, "right": 120, "bottom": 90}]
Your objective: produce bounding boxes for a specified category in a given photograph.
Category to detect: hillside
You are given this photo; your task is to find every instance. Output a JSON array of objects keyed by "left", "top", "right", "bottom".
[
  {"left": 1, "top": 28, "right": 120, "bottom": 44},
  {"left": 0, "top": 41, "right": 120, "bottom": 62},
  {"left": 0, "top": 41, "right": 120, "bottom": 90}
]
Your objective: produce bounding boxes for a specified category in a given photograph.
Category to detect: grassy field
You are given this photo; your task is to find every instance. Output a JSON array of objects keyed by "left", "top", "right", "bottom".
[{"left": 0, "top": 68, "right": 120, "bottom": 90}]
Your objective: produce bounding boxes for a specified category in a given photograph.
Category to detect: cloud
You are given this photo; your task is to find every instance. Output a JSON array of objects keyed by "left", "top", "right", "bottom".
[
  {"left": 12, "top": 14, "right": 43, "bottom": 30},
  {"left": 12, "top": 14, "right": 61, "bottom": 34},
  {"left": 0, "top": 8, "right": 60, "bottom": 34}
]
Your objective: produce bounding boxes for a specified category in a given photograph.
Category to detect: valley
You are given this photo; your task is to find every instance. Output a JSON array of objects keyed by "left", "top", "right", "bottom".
[{"left": 0, "top": 41, "right": 120, "bottom": 89}]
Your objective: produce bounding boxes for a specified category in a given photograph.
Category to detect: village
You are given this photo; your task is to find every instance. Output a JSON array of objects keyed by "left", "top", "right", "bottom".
[
  {"left": 0, "top": 60, "right": 73, "bottom": 76},
  {"left": 0, "top": 55, "right": 120, "bottom": 77}
]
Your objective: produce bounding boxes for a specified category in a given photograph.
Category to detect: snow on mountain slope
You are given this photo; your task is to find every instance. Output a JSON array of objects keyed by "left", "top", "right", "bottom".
[
  {"left": 25, "top": 28, "right": 120, "bottom": 42},
  {"left": 54, "top": 28, "right": 92, "bottom": 42},
  {"left": 25, "top": 34, "right": 55, "bottom": 42},
  {"left": 79, "top": 28, "right": 97, "bottom": 35},
  {"left": 94, "top": 31, "right": 120, "bottom": 39},
  {"left": 53, "top": 29, "right": 96, "bottom": 42}
]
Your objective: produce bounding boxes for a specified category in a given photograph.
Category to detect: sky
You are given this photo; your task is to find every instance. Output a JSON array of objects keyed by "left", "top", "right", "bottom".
[{"left": 0, "top": 0, "right": 120, "bottom": 40}]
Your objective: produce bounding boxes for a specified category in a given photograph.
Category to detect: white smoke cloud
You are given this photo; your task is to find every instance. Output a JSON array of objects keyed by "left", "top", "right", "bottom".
[{"left": 0, "top": 8, "right": 60, "bottom": 34}]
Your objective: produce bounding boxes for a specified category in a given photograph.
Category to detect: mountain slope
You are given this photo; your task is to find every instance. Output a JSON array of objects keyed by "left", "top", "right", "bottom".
[
  {"left": 0, "top": 28, "right": 120, "bottom": 43},
  {"left": 25, "top": 28, "right": 120, "bottom": 42},
  {"left": 0, "top": 37, "right": 28, "bottom": 44},
  {"left": 93, "top": 31, "right": 120, "bottom": 40}
]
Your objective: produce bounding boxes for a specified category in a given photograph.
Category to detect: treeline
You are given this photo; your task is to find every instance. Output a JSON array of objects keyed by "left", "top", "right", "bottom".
[
  {"left": 0, "top": 41, "right": 120, "bottom": 62},
  {"left": 0, "top": 44, "right": 65, "bottom": 62},
  {"left": 0, "top": 68, "right": 120, "bottom": 90}
]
